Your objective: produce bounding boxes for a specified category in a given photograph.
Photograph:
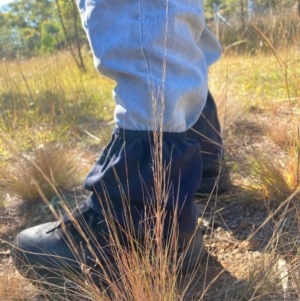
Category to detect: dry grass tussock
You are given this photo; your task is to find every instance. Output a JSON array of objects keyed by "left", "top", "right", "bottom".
[{"left": 0, "top": 143, "right": 90, "bottom": 202}]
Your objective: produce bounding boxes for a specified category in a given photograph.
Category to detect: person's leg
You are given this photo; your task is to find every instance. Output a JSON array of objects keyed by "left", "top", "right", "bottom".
[
  {"left": 11, "top": 0, "right": 221, "bottom": 291},
  {"left": 187, "top": 91, "right": 231, "bottom": 195},
  {"left": 11, "top": 129, "right": 206, "bottom": 289}
]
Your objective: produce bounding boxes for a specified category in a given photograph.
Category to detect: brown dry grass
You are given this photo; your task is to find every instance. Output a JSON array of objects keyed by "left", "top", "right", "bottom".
[{"left": 0, "top": 143, "right": 91, "bottom": 202}]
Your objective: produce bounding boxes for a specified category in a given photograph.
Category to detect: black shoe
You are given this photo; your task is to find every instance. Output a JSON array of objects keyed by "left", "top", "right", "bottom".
[
  {"left": 187, "top": 90, "right": 231, "bottom": 195},
  {"left": 11, "top": 202, "right": 206, "bottom": 291},
  {"left": 11, "top": 203, "right": 117, "bottom": 291}
]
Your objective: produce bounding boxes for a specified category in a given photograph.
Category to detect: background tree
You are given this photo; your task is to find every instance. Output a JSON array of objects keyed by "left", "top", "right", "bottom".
[
  {"left": 55, "top": 0, "right": 86, "bottom": 70},
  {"left": 0, "top": 0, "right": 86, "bottom": 63},
  {"left": 7, "top": 0, "right": 54, "bottom": 30},
  {"left": 41, "top": 20, "right": 60, "bottom": 53},
  {"left": 22, "top": 28, "right": 40, "bottom": 55},
  {"left": 1, "top": 0, "right": 56, "bottom": 57},
  {"left": 0, "top": 11, "right": 19, "bottom": 58}
]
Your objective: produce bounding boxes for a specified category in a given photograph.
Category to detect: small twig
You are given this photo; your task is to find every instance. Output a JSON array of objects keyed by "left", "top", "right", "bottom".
[
  {"left": 0, "top": 216, "right": 18, "bottom": 219},
  {"left": 0, "top": 250, "right": 10, "bottom": 256},
  {"left": 278, "top": 258, "right": 289, "bottom": 300}
]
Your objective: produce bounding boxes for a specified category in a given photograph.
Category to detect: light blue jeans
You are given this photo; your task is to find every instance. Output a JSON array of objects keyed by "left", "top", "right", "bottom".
[{"left": 77, "top": 0, "right": 222, "bottom": 132}]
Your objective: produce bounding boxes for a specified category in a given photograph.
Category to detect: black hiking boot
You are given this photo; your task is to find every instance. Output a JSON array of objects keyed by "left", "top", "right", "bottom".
[
  {"left": 11, "top": 202, "right": 205, "bottom": 293},
  {"left": 11, "top": 203, "right": 116, "bottom": 292},
  {"left": 187, "top": 91, "right": 231, "bottom": 196}
]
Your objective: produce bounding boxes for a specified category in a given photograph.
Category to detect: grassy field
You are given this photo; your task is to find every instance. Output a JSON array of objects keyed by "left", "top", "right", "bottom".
[
  {"left": 0, "top": 52, "right": 115, "bottom": 156},
  {"left": 0, "top": 39, "right": 300, "bottom": 300}
]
